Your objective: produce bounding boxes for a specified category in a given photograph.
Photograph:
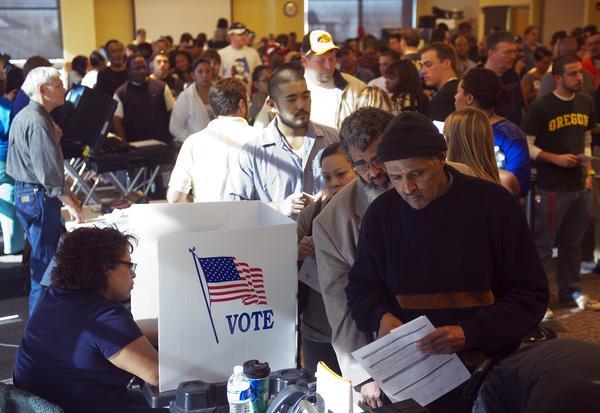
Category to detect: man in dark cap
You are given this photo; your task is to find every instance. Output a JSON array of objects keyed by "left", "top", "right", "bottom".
[{"left": 345, "top": 112, "right": 548, "bottom": 412}]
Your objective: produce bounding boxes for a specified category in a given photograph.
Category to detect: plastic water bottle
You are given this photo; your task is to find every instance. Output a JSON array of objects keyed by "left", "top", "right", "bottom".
[{"left": 227, "top": 365, "right": 251, "bottom": 413}]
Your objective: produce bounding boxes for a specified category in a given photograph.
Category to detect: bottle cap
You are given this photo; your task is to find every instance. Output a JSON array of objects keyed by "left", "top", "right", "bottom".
[
  {"left": 234, "top": 365, "right": 243, "bottom": 375},
  {"left": 243, "top": 360, "right": 270, "bottom": 378}
]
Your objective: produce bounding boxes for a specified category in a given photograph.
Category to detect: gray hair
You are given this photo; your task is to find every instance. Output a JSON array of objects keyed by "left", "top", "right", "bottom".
[{"left": 21, "top": 66, "right": 60, "bottom": 97}]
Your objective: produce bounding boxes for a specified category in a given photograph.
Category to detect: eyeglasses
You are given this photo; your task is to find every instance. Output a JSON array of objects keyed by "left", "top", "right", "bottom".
[
  {"left": 353, "top": 157, "right": 382, "bottom": 173},
  {"left": 118, "top": 260, "right": 137, "bottom": 271},
  {"left": 45, "top": 82, "right": 64, "bottom": 89}
]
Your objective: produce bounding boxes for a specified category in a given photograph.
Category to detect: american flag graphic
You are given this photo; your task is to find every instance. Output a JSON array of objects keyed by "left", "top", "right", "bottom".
[{"left": 198, "top": 256, "right": 268, "bottom": 305}]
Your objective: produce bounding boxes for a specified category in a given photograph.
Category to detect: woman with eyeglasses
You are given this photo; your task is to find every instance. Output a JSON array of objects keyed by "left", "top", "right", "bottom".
[{"left": 13, "top": 227, "right": 162, "bottom": 413}]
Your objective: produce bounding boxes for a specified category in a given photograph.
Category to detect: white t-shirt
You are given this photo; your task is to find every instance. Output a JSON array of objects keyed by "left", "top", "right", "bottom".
[
  {"left": 168, "top": 116, "right": 260, "bottom": 202},
  {"left": 367, "top": 76, "right": 390, "bottom": 96},
  {"left": 305, "top": 78, "right": 342, "bottom": 129},
  {"left": 169, "top": 84, "right": 213, "bottom": 142},
  {"left": 80, "top": 69, "right": 99, "bottom": 88},
  {"left": 291, "top": 141, "right": 305, "bottom": 161},
  {"left": 218, "top": 45, "right": 262, "bottom": 90}
]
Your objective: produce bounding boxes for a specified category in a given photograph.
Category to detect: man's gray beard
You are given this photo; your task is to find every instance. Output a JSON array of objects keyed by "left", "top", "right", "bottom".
[
  {"left": 358, "top": 175, "right": 391, "bottom": 203},
  {"left": 317, "top": 73, "right": 333, "bottom": 85}
]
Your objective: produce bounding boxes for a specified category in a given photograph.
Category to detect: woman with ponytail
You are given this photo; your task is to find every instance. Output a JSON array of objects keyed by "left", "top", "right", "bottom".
[{"left": 454, "top": 67, "right": 531, "bottom": 197}]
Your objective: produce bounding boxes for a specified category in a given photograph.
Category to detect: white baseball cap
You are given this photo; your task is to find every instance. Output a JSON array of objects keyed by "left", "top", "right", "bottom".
[{"left": 302, "top": 30, "right": 340, "bottom": 56}]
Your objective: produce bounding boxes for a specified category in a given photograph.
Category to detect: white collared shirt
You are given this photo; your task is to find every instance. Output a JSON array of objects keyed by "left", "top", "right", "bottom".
[{"left": 168, "top": 116, "right": 260, "bottom": 202}]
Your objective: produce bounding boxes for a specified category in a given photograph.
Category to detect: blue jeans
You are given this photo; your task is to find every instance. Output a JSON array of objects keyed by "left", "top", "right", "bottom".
[{"left": 14, "top": 183, "right": 62, "bottom": 315}]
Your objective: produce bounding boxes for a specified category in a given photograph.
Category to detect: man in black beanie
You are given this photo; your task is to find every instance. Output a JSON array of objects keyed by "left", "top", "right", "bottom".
[{"left": 345, "top": 112, "right": 549, "bottom": 412}]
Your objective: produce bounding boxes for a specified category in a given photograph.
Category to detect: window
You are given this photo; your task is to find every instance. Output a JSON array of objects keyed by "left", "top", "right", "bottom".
[
  {"left": 307, "top": 0, "right": 415, "bottom": 41},
  {"left": 0, "top": 0, "right": 62, "bottom": 60}
]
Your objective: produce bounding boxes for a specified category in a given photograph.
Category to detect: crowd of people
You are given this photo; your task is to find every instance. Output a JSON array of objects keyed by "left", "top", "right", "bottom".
[{"left": 1, "top": 15, "right": 600, "bottom": 413}]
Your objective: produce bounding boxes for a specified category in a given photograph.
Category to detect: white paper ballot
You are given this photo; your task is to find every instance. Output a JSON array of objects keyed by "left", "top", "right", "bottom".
[
  {"left": 298, "top": 256, "right": 320, "bottom": 292},
  {"left": 351, "top": 316, "right": 470, "bottom": 406}
]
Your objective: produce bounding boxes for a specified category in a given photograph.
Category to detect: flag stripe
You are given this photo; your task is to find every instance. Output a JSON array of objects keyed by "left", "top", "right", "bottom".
[
  {"left": 208, "top": 282, "right": 249, "bottom": 290},
  {"left": 209, "top": 289, "right": 252, "bottom": 296},
  {"left": 212, "top": 294, "right": 253, "bottom": 302}
]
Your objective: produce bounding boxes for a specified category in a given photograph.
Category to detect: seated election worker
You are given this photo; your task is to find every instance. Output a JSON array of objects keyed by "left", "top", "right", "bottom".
[{"left": 13, "top": 227, "right": 161, "bottom": 413}]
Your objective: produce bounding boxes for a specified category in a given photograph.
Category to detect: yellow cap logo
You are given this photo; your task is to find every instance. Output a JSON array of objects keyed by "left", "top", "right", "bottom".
[{"left": 317, "top": 34, "right": 332, "bottom": 44}]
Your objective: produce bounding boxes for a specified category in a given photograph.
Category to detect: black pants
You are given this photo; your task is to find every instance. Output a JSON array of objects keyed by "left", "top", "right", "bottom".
[{"left": 301, "top": 337, "right": 342, "bottom": 377}]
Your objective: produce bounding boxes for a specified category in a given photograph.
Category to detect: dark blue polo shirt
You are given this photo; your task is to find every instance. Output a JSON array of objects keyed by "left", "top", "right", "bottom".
[{"left": 14, "top": 286, "right": 143, "bottom": 413}]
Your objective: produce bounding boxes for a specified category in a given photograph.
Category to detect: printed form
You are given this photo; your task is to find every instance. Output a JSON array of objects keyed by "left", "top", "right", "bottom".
[{"left": 351, "top": 316, "right": 471, "bottom": 406}]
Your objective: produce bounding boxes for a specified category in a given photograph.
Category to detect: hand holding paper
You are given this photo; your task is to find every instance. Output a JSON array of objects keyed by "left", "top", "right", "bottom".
[
  {"left": 416, "top": 325, "right": 466, "bottom": 355},
  {"left": 352, "top": 316, "right": 471, "bottom": 407},
  {"left": 298, "top": 236, "right": 315, "bottom": 260},
  {"left": 360, "top": 381, "right": 384, "bottom": 408},
  {"left": 378, "top": 313, "right": 403, "bottom": 338},
  {"left": 552, "top": 153, "right": 579, "bottom": 168},
  {"left": 279, "top": 192, "right": 314, "bottom": 216}
]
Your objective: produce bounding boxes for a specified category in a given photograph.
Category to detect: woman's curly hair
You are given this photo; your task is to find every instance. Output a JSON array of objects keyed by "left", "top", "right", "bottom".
[{"left": 51, "top": 227, "right": 136, "bottom": 293}]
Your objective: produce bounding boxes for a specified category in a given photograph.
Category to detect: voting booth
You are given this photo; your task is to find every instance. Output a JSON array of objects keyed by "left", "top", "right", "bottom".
[{"left": 128, "top": 202, "right": 297, "bottom": 392}]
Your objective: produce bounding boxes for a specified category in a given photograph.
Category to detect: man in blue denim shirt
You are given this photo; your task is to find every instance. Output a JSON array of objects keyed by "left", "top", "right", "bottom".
[
  {"left": 226, "top": 63, "right": 338, "bottom": 218},
  {"left": 6, "top": 67, "right": 84, "bottom": 314}
]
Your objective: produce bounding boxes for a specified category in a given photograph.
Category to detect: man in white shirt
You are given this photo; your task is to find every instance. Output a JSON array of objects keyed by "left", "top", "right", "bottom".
[
  {"left": 218, "top": 22, "right": 261, "bottom": 91},
  {"left": 167, "top": 78, "right": 259, "bottom": 203},
  {"left": 301, "top": 30, "right": 365, "bottom": 129}
]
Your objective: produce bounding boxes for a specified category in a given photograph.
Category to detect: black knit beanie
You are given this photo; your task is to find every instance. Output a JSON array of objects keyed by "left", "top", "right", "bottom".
[{"left": 377, "top": 111, "right": 447, "bottom": 162}]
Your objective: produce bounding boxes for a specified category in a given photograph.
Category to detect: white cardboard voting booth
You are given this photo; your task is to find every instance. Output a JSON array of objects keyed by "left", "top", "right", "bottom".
[{"left": 129, "top": 202, "right": 297, "bottom": 392}]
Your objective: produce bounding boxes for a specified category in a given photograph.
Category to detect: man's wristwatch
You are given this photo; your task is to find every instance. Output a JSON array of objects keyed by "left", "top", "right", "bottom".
[{"left": 588, "top": 169, "right": 596, "bottom": 177}]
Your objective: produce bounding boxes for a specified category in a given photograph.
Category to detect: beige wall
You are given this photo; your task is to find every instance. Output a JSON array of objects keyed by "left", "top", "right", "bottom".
[
  {"left": 584, "top": 0, "right": 600, "bottom": 26},
  {"left": 94, "top": 0, "right": 134, "bottom": 49},
  {"left": 60, "top": 0, "right": 97, "bottom": 61},
  {"left": 134, "top": 0, "right": 231, "bottom": 43},
  {"left": 541, "top": 0, "right": 585, "bottom": 45},
  {"left": 233, "top": 0, "right": 304, "bottom": 41}
]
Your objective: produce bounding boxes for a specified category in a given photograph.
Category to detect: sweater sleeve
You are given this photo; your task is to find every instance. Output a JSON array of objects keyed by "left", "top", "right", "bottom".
[
  {"left": 345, "top": 208, "right": 400, "bottom": 334},
  {"left": 457, "top": 193, "right": 548, "bottom": 352}
]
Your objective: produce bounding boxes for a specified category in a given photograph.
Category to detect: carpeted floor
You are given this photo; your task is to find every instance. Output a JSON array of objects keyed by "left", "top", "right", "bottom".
[{"left": 543, "top": 270, "right": 600, "bottom": 344}]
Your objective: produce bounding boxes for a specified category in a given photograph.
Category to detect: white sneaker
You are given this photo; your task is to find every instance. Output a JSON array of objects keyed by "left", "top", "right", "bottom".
[
  {"left": 543, "top": 308, "right": 554, "bottom": 320},
  {"left": 574, "top": 295, "right": 600, "bottom": 311}
]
